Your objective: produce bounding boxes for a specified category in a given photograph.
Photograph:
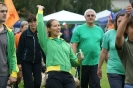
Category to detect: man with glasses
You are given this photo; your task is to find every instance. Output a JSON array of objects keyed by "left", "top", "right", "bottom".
[
  {"left": 0, "top": 2, "right": 18, "bottom": 88},
  {"left": 71, "top": 9, "right": 103, "bottom": 88}
]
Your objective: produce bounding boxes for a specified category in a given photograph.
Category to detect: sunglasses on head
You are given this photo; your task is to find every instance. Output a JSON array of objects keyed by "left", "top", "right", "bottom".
[{"left": 86, "top": 14, "right": 95, "bottom": 17}]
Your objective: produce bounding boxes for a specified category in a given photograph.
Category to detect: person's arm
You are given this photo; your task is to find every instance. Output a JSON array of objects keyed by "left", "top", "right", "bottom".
[
  {"left": 116, "top": 4, "right": 132, "bottom": 48},
  {"left": 71, "top": 43, "right": 78, "bottom": 54},
  {"left": 97, "top": 48, "right": 108, "bottom": 78},
  {"left": 70, "top": 47, "right": 83, "bottom": 67},
  {"left": 70, "top": 26, "right": 80, "bottom": 54},
  {"left": 105, "top": 54, "right": 108, "bottom": 62},
  {"left": 9, "top": 31, "right": 19, "bottom": 83},
  {"left": 37, "top": 5, "right": 48, "bottom": 51}
]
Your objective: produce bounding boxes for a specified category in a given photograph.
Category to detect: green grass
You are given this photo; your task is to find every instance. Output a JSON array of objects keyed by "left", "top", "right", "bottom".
[
  {"left": 100, "top": 62, "right": 110, "bottom": 88},
  {"left": 19, "top": 62, "right": 109, "bottom": 88}
]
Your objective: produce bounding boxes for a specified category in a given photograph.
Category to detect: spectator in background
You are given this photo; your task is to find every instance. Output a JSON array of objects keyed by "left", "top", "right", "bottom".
[
  {"left": 60, "top": 22, "right": 72, "bottom": 43},
  {"left": 0, "top": 2, "right": 18, "bottom": 88},
  {"left": 17, "top": 14, "right": 45, "bottom": 88},
  {"left": 108, "top": 20, "right": 114, "bottom": 29},
  {"left": 15, "top": 21, "right": 28, "bottom": 48},
  {"left": 105, "top": 19, "right": 114, "bottom": 32},
  {"left": 14, "top": 21, "right": 28, "bottom": 87}
]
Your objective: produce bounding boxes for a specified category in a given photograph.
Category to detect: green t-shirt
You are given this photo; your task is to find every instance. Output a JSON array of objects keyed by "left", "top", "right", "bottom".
[
  {"left": 117, "top": 40, "right": 133, "bottom": 84},
  {"left": 102, "top": 30, "right": 125, "bottom": 74},
  {"left": 71, "top": 24, "right": 104, "bottom": 65}
]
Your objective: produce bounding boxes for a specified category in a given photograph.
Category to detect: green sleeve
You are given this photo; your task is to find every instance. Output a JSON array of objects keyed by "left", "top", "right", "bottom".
[
  {"left": 9, "top": 31, "right": 19, "bottom": 77},
  {"left": 37, "top": 10, "right": 48, "bottom": 52},
  {"left": 70, "top": 47, "right": 80, "bottom": 67}
]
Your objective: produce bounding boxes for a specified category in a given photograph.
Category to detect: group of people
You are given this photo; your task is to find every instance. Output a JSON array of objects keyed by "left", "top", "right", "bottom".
[
  {"left": 0, "top": 1, "right": 133, "bottom": 88},
  {"left": 98, "top": 3, "right": 133, "bottom": 88}
]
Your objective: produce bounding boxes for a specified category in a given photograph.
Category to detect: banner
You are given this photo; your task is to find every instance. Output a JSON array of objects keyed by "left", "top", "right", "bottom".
[{"left": 4, "top": 0, "right": 20, "bottom": 28}]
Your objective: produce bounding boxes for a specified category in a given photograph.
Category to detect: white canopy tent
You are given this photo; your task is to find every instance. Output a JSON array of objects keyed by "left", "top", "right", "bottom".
[
  {"left": 96, "top": 10, "right": 112, "bottom": 20},
  {"left": 43, "top": 10, "right": 86, "bottom": 24}
]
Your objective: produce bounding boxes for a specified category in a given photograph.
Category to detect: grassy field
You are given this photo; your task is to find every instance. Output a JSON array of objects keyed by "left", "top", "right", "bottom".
[
  {"left": 99, "top": 62, "right": 110, "bottom": 88},
  {"left": 19, "top": 62, "right": 109, "bottom": 88}
]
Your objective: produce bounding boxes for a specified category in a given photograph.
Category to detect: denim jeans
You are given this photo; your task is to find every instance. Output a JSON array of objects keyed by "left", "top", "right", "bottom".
[
  {"left": 107, "top": 73, "right": 125, "bottom": 88},
  {"left": 124, "top": 84, "right": 133, "bottom": 88},
  {"left": 0, "top": 76, "right": 8, "bottom": 88}
]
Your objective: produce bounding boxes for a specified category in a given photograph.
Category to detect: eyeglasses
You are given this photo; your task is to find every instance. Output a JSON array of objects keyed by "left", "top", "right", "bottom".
[
  {"left": 0, "top": 10, "right": 8, "bottom": 13},
  {"left": 86, "top": 14, "right": 95, "bottom": 17}
]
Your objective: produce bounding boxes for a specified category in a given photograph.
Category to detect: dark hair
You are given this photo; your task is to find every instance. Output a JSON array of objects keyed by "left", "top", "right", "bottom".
[
  {"left": 46, "top": 19, "right": 57, "bottom": 28},
  {"left": 126, "top": 16, "right": 133, "bottom": 29},
  {"left": 109, "top": 19, "right": 114, "bottom": 24},
  {"left": 114, "top": 13, "right": 125, "bottom": 30},
  {"left": 27, "top": 14, "right": 36, "bottom": 23},
  {"left": 46, "top": 19, "right": 57, "bottom": 37},
  {"left": 124, "top": 16, "right": 133, "bottom": 38},
  {"left": 0, "top": 2, "right": 7, "bottom": 7}
]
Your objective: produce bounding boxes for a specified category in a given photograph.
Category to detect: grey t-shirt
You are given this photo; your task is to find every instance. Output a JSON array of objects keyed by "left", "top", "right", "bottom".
[
  {"left": 0, "top": 28, "right": 8, "bottom": 76},
  {"left": 117, "top": 40, "right": 133, "bottom": 84}
]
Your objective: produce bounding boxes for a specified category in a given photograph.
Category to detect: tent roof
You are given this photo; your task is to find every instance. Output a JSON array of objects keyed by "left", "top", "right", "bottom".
[
  {"left": 96, "top": 10, "right": 111, "bottom": 20},
  {"left": 98, "top": 9, "right": 133, "bottom": 25},
  {"left": 43, "top": 10, "right": 86, "bottom": 24}
]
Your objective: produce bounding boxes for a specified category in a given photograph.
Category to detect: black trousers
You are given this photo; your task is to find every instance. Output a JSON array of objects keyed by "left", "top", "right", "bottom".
[
  {"left": 45, "top": 71, "right": 76, "bottom": 88},
  {"left": 22, "top": 61, "right": 42, "bottom": 88},
  {"left": 78, "top": 64, "right": 101, "bottom": 88}
]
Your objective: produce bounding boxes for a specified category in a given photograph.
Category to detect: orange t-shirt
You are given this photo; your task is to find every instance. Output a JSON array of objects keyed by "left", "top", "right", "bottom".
[
  {"left": 108, "top": 24, "right": 114, "bottom": 30},
  {"left": 15, "top": 32, "right": 22, "bottom": 48}
]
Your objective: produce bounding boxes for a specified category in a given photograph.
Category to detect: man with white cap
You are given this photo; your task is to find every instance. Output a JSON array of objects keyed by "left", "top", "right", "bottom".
[{"left": 61, "top": 22, "right": 72, "bottom": 43}]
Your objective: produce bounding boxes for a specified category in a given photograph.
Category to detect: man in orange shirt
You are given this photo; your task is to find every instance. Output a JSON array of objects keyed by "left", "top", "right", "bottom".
[
  {"left": 14, "top": 21, "right": 28, "bottom": 87},
  {"left": 107, "top": 19, "right": 114, "bottom": 30}
]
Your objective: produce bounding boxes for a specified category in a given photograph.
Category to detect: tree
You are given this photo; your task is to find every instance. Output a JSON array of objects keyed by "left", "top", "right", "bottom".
[{"left": 7, "top": 0, "right": 111, "bottom": 19}]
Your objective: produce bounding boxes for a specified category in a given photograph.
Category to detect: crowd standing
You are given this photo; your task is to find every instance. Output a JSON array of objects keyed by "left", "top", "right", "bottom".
[{"left": 0, "top": 1, "right": 133, "bottom": 88}]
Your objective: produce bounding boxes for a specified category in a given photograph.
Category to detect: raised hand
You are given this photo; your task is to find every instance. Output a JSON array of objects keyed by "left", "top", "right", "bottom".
[
  {"left": 125, "top": 3, "right": 132, "bottom": 16},
  {"left": 78, "top": 49, "right": 84, "bottom": 62},
  {"left": 37, "top": 5, "right": 45, "bottom": 10}
]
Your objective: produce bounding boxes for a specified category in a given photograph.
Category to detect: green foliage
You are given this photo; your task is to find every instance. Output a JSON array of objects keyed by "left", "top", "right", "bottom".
[
  {"left": 0, "top": 0, "right": 4, "bottom": 2},
  {"left": 9, "top": 0, "right": 111, "bottom": 19},
  {"left": 113, "top": 8, "right": 122, "bottom": 13}
]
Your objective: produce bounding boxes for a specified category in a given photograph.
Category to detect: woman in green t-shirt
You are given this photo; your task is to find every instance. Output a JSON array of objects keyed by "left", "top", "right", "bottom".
[{"left": 97, "top": 13, "right": 125, "bottom": 88}]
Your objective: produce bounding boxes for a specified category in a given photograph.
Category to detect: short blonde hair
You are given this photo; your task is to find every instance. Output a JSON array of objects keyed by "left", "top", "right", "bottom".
[
  {"left": 20, "top": 21, "right": 28, "bottom": 28},
  {"left": 84, "top": 9, "right": 96, "bottom": 17}
]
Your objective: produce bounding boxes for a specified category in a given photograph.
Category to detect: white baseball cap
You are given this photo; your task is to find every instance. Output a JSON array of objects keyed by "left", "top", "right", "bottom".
[{"left": 62, "top": 22, "right": 66, "bottom": 26}]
